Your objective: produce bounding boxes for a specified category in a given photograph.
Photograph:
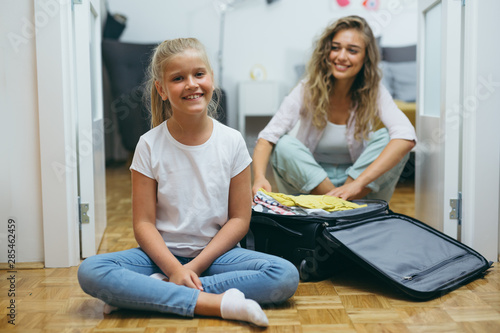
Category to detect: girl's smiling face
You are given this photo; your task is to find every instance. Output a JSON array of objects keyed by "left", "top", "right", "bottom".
[
  {"left": 155, "top": 49, "right": 214, "bottom": 118},
  {"left": 329, "top": 29, "right": 366, "bottom": 84}
]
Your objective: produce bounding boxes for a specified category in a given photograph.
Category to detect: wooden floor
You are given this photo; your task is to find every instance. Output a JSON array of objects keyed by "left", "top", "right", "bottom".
[{"left": 1, "top": 164, "right": 499, "bottom": 332}]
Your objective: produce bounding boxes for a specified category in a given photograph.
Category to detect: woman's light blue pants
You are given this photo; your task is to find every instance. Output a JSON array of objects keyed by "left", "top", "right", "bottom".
[
  {"left": 271, "top": 129, "right": 409, "bottom": 202},
  {"left": 77, "top": 247, "right": 299, "bottom": 317}
]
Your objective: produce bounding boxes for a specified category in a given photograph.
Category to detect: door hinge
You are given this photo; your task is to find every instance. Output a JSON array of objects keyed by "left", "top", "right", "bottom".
[
  {"left": 80, "top": 203, "right": 90, "bottom": 224},
  {"left": 449, "top": 192, "right": 462, "bottom": 225},
  {"left": 71, "top": 0, "right": 82, "bottom": 12}
]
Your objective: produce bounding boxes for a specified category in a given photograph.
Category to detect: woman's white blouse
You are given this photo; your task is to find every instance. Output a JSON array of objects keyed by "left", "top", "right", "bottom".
[{"left": 257, "top": 81, "right": 417, "bottom": 162}]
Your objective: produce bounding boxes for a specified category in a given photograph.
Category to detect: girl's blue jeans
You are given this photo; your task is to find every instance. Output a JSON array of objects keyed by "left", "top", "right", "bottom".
[
  {"left": 77, "top": 246, "right": 299, "bottom": 317},
  {"left": 271, "top": 128, "right": 409, "bottom": 202}
]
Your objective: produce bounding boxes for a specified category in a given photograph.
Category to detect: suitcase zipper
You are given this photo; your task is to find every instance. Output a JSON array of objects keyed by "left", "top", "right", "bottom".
[
  {"left": 323, "top": 208, "right": 389, "bottom": 227},
  {"left": 402, "top": 254, "right": 469, "bottom": 283},
  {"left": 402, "top": 255, "right": 490, "bottom": 294},
  {"left": 326, "top": 215, "right": 385, "bottom": 229}
]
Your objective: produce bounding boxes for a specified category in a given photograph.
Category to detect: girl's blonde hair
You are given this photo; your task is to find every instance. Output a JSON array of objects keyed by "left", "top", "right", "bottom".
[
  {"left": 145, "top": 38, "right": 220, "bottom": 128},
  {"left": 303, "top": 15, "right": 381, "bottom": 141}
]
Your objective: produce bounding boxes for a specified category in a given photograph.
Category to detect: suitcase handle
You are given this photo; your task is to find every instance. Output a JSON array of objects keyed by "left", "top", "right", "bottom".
[{"left": 251, "top": 216, "right": 303, "bottom": 237}]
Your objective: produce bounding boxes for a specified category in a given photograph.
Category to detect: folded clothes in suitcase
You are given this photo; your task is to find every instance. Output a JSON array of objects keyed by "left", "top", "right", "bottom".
[{"left": 244, "top": 195, "right": 492, "bottom": 300}]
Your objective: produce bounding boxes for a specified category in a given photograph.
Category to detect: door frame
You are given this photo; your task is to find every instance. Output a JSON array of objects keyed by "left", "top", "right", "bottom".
[
  {"left": 416, "top": 0, "right": 499, "bottom": 262},
  {"left": 439, "top": 0, "right": 463, "bottom": 240},
  {"left": 36, "top": 0, "right": 106, "bottom": 267},
  {"left": 460, "top": 0, "right": 500, "bottom": 261},
  {"left": 36, "top": 0, "right": 80, "bottom": 267},
  {"left": 74, "top": 0, "right": 107, "bottom": 258},
  {"left": 415, "top": 0, "right": 446, "bottom": 233},
  {"left": 416, "top": 0, "right": 464, "bottom": 238}
]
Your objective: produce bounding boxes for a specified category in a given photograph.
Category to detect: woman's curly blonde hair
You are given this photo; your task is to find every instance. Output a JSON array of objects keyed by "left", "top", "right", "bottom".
[
  {"left": 144, "top": 38, "right": 220, "bottom": 128},
  {"left": 303, "top": 15, "right": 381, "bottom": 141}
]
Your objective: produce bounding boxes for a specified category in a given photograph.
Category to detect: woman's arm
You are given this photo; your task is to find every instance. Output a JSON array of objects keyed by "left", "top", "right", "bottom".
[
  {"left": 378, "top": 84, "right": 418, "bottom": 142},
  {"left": 185, "top": 165, "right": 252, "bottom": 276},
  {"left": 131, "top": 170, "right": 203, "bottom": 290},
  {"left": 327, "top": 138, "right": 415, "bottom": 200},
  {"left": 251, "top": 139, "right": 275, "bottom": 195},
  {"left": 251, "top": 83, "right": 306, "bottom": 195},
  {"left": 328, "top": 85, "right": 417, "bottom": 200}
]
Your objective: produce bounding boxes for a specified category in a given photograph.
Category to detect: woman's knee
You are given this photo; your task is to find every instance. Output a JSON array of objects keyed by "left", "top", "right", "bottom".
[
  {"left": 372, "top": 128, "right": 389, "bottom": 141},
  {"left": 365, "top": 128, "right": 390, "bottom": 150},
  {"left": 273, "top": 135, "right": 303, "bottom": 160}
]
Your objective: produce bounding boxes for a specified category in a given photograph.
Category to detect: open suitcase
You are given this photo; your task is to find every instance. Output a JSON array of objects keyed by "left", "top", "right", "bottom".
[{"left": 243, "top": 199, "right": 492, "bottom": 300}]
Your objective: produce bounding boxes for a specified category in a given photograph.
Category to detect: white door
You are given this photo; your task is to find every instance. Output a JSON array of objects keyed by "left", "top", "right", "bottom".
[
  {"left": 460, "top": 0, "right": 500, "bottom": 261},
  {"left": 73, "top": 0, "right": 107, "bottom": 258},
  {"left": 415, "top": 0, "right": 463, "bottom": 239}
]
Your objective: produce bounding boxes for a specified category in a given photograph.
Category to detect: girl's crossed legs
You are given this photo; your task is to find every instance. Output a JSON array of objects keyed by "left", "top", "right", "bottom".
[{"left": 77, "top": 247, "right": 299, "bottom": 323}]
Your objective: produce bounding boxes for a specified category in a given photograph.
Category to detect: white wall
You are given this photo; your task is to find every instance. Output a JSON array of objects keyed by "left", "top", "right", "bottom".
[
  {"left": 1, "top": 1, "right": 45, "bottom": 263},
  {"left": 107, "top": 0, "right": 417, "bottom": 129}
]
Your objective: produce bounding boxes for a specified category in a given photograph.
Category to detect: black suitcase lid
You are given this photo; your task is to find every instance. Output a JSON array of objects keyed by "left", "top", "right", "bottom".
[{"left": 323, "top": 212, "right": 492, "bottom": 300}]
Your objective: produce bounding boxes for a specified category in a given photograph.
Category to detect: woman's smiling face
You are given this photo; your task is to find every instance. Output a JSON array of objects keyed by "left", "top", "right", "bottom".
[{"left": 328, "top": 28, "right": 366, "bottom": 84}]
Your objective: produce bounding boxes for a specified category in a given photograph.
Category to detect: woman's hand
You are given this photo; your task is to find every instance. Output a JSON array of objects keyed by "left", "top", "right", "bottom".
[
  {"left": 326, "top": 179, "right": 369, "bottom": 201},
  {"left": 168, "top": 266, "right": 203, "bottom": 291},
  {"left": 252, "top": 176, "right": 272, "bottom": 196},
  {"left": 328, "top": 139, "right": 415, "bottom": 201},
  {"left": 252, "top": 138, "right": 275, "bottom": 196}
]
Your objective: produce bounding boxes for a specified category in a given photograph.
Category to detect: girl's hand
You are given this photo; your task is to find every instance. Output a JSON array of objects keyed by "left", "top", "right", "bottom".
[
  {"left": 252, "top": 176, "right": 272, "bottom": 196},
  {"left": 168, "top": 266, "right": 203, "bottom": 291}
]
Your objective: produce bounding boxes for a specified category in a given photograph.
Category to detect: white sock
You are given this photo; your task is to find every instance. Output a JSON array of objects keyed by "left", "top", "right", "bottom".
[
  {"left": 220, "top": 288, "right": 269, "bottom": 327},
  {"left": 103, "top": 303, "right": 118, "bottom": 314},
  {"left": 103, "top": 273, "right": 167, "bottom": 314},
  {"left": 150, "top": 272, "right": 168, "bottom": 281}
]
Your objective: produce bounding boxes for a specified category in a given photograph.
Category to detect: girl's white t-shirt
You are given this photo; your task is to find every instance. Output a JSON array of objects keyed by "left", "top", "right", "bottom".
[{"left": 130, "top": 118, "right": 252, "bottom": 258}]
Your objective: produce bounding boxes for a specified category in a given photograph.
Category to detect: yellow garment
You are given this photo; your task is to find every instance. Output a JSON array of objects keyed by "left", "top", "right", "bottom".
[{"left": 259, "top": 189, "right": 366, "bottom": 212}]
